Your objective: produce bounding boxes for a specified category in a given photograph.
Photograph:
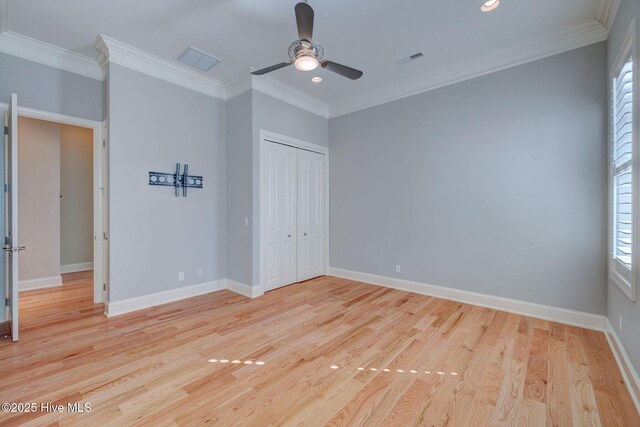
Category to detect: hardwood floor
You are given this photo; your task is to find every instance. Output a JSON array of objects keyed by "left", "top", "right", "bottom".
[{"left": 0, "top": 273, "right": 637, "bottom": 426}]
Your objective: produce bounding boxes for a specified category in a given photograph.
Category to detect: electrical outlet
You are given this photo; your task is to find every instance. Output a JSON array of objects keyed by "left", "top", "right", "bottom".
[
  {"left": 396, "top": 264, "right": 401, "bottom": 273},
  {"left": 620, "top": 315, "right": 623, "bottom": 332},
  {"left": 244, "top": 217, "right": 249, "bottom": 226},
  {"left": 178, "top": 272, "right": 185, "bottom": 281},
  {"left": 197, "top": 269, "right": 203, "bottom": 278}
]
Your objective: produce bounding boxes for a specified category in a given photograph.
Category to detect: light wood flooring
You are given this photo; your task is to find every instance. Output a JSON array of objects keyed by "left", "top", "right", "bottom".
[{"left": 0, "top": 272, "right": 638, "bottom": 426}]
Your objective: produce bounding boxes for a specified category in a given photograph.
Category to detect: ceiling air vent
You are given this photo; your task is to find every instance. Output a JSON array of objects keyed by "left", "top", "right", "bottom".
[
  {"left": 178, "top": 46, "right": 221, "bottom": 72},
  {"left": 396, "top": 52, "right": 424, "bottom": 65}
]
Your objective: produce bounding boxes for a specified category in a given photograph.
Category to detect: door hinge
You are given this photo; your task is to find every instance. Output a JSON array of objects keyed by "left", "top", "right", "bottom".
[
  {"left": 103, "top": 283, "right": 107, "bottom": 291},
  {"left": 3, "top": 126, "right": 8, "bottom": 135},
  {"left": 103, "top": 232, "right": 108, "bottom": 240},
  {"left": 102, "top": 140, "right": 106, "bottom": 148},
  {"left": 4, "top": 298, "right": 7, "bottom": 307}
]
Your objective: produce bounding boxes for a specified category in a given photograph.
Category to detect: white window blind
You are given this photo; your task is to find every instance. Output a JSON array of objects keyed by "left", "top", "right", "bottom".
[{"left": 612, "top": 56, "right": 634, "bottom": 281}]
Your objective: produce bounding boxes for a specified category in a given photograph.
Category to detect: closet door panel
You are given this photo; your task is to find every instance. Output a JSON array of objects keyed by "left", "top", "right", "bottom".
[
  {"left": 264, "top": 141, "right": 297, "bottom": 291},
  {"left": 280, "top": 146, "right": 297, "bottom": 285},
  {"left": 264, "top": 144, "right": 279, "bottom": 291},
  {"left": 297, "top": 152, "right": 311, "bottom": 279},
  {"left": 310, "top": 152, "right": 325, "bottom": 277},
  {"left": 297, "top": 149, "right": 325, "bottom": 281}
]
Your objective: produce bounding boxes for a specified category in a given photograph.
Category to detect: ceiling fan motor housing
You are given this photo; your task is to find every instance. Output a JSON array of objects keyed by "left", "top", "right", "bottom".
[{"left": 288, "top": 40, "right": 324, "bottom": 62}]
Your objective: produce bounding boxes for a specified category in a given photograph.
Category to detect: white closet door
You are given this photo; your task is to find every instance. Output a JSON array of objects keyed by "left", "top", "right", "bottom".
[
  {"left": 297, "top": 149, "right": 325, "bottom": 281},
  {"left": 264, "top": 141, "right": 297, "bottom": 291}
]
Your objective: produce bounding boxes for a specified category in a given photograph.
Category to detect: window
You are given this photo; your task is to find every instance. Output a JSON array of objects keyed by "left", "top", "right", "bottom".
[{"left": 610, "top": 20, "right": 637, "bottom": 301}]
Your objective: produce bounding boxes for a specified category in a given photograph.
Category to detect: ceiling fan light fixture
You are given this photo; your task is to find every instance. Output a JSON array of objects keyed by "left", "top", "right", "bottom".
[
  {"left": 294, "top": 55, "right": 319, "bottom": 71},
  {"left": 251, "top": 2, "right": 363, "bottom": 80},
  {"left": 481, "top": 0, "right": 499, "bottom": 12},
  {"left": 312, "top": 76, "right": 322, "bottom": 83}
]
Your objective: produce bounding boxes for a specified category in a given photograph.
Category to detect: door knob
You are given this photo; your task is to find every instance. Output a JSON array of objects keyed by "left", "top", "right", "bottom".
[
  {"left": 17, "top": 246, "right": 26, "bottom": 251},
  {"left": 288, "top": 234, "right": 291, "bottom": 238},
  {"left": 304, "top": 233, "right": 307, "bottom": 236}
]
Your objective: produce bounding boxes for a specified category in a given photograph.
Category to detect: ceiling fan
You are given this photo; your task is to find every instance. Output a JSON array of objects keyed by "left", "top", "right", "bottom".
[{"left": 251, "top": 1, "right": 363, "bottom": 80}]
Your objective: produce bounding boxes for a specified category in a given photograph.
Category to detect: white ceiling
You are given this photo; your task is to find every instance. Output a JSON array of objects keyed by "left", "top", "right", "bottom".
[{"left": 5, "top": 0, "right": 609, "bottom": 108}]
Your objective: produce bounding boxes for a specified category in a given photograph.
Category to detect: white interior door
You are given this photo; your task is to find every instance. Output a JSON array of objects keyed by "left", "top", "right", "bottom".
[
  {"left": 4, "top": 93, "right": 19, "bottom": 341},
  {"left": 264, "top": 141, "right": 297, "bottom": 291},
  {"left": 297, "top": 149, "right": 325, "bottom": 282},
  {"left": 101, "top": 121, "right": 109, "bottom": 303}
]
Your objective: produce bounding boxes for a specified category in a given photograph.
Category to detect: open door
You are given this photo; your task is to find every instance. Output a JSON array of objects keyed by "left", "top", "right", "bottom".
[
  {"left": 4, "top": 93, "right": 20, "bottom": 341},
  {"left": 101, "top": 120, "right": 109, "bottom": 304}
]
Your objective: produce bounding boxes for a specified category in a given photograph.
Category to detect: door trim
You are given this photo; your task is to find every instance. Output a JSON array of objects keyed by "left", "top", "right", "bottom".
[
  {"left": 0, "top": 103, "right": 107, "bottom": 304},
  {"left": 259, "top": 130, "right": 329, "bottom": 296}
]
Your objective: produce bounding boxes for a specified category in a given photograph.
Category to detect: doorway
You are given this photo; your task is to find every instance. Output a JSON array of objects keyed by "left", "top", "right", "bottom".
[
  {"left": 18, "top": 117, "right": 94, "bottom": 292},
  {"left": 2, "top": 94, "right": 106, "bottom": 341},
  {"left": 259, "top": 131, "right": 329, "bottom": 293}
]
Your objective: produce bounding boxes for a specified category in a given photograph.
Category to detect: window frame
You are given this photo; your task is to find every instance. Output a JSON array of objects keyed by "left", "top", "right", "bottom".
[{"left": 610, "top": 18, "right": 638, "bottom": 302}]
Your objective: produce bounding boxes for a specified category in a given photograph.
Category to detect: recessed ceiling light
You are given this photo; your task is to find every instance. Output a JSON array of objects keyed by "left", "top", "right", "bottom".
[
  {"left": 312, "top": 76, "right": 322, "bottom": 83},
  {"left": 481, "top": 0, "right": 500, "bottom": 12}
]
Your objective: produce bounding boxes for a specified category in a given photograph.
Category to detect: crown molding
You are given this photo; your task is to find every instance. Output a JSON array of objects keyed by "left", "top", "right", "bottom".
[
  {"left": 250, "top": 73, "right": 330, "bottom": 118},
  {"left": 0, "top": 9, "right": 614, "bottom": 120},
  {"left": 224, "top": 73, "right": 252, "bottom": 100},
  {"left": 224, "top": 71, "right": 329, "bottom": 118},
  {"left": 0, "top": 31, "right": 103, "bottom": 80},
  {"left": 329, "top": 19, "right": 608, "bottom": 118},
  {"left": 96, "top": 35, "right": 226, "bottom": 99},
  {"left": 597, "top": 0, "right": 621, "bottom": 32}
]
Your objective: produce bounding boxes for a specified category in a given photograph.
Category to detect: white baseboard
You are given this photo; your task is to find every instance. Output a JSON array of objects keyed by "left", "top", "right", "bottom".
[
  {"left": 61, "top": 262, "right": 94, "bottom": 273},
  {"left": 329, "top": 267, "right": 606, "bottom": 331},
  {"left": 226, "top": 279, "right": 264, "bottom": 298},
  {"left": 19, "top": 275, "right": 63, "bottom": 291},
  {"left": 604, "top": 317, "right": 640, "bottom": 414},
  {"left": 106, "top": 279, "right": 226, "bottom": 317}
]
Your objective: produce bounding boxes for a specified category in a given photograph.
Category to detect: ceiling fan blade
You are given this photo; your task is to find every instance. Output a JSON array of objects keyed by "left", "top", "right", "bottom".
[
  {"left": 321, "top": 61, "right": 363, "bottom": 80},
  {"left": 295, "top": 2, "right": 314, "bottom": 41},
  {"left": 251, "top": 62, "right": 292, "bottom": 75}
]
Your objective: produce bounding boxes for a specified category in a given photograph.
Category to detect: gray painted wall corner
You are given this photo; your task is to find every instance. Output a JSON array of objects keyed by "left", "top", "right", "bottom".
[
  {"left": 329, "top": 42, "right": 608, "bottom": 316},
  {"left": 226, "top": 90, "right": 253, "bottom": 286}
]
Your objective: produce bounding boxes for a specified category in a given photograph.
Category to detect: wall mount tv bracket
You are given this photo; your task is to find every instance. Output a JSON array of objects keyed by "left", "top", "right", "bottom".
[{"left": 148, "top": 163, "right": 203, "bottom": 197}]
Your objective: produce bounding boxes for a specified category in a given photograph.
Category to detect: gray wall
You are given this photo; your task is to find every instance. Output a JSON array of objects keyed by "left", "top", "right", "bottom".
[
  {"left": 330, "top": 42, "right": 608, "bottom": 314},
  {"left": 250, "top": 90, "right": 329, "bottom": 287},
  {"left": 18, "top": 117, "right": 61, "bottom": 282},
  {"left": 226, "top": 91, "right": 253, "bottom": 286},
  {"left": 607, "top": 0, "right": 640, "bottom": 373},
  {"left": 60, "top": 124, "right": 94, "bottom": 267},
  {"left": 0, "top": 52, "right": 104, "bottom": 121},
  {"left": 108, "top": 64, "right": 227, "bottom": 302}
]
